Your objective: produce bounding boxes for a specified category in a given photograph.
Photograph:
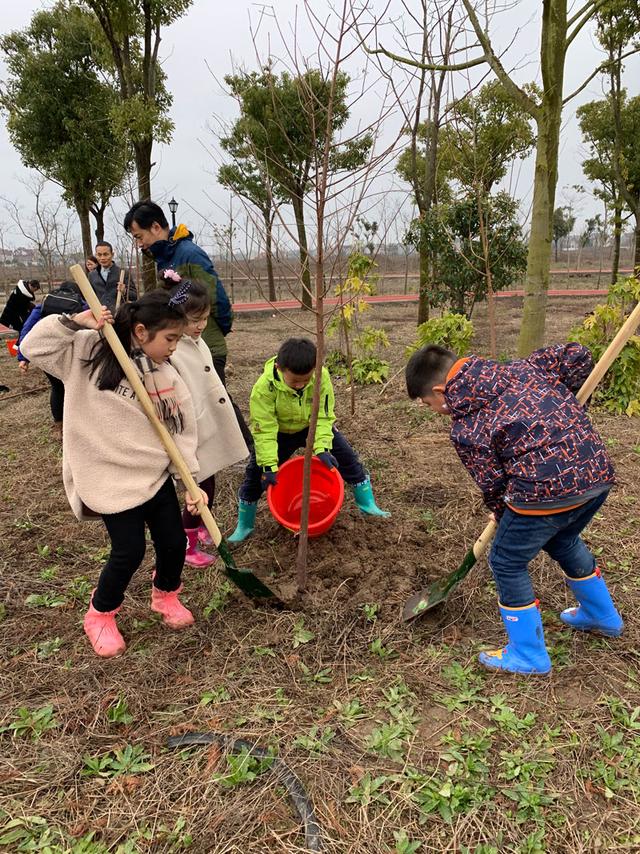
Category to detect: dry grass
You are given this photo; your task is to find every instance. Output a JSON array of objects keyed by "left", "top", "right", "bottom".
[{"left": 1, "top": 297, "right": 639, "bottom": 853}]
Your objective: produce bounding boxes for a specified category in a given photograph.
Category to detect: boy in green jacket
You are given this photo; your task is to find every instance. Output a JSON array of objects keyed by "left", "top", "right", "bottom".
[{"left": 229, "top": 337, "right": 389, "bottom": 542}]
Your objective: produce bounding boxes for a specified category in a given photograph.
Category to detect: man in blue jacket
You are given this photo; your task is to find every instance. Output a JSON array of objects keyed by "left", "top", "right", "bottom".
[{"left": 123, "top": 201, "right": 232, "bottom": 382}]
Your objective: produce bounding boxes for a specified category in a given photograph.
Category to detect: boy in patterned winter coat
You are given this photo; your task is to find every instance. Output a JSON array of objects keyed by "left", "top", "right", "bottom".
[{"left": 405, "top": 342, "right": 622, "bottom": 675}]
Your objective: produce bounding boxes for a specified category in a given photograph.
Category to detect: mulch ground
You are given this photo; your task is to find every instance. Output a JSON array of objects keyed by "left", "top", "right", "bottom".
[{"left": 1, "top": 296, "right": 639, "bottom": 853}]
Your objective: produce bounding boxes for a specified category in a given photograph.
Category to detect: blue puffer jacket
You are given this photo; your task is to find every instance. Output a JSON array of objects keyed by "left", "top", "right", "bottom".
[
  {"left": 148, "top": 224, "right": 232, "bottom": 358},
  {"left": 445, "top": 343, "right": 615, "bottom": 516},
  {"left": 17, "top": 306, "right": 42, "bottom": 362}
]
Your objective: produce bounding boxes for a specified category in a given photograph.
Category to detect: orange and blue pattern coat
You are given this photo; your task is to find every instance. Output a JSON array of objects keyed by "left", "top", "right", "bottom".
[{"left": 444, "top": 343, "right": 615, "bottom": 517}]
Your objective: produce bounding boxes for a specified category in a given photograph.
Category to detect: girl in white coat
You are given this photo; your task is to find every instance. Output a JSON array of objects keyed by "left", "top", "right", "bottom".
[{"left": 163, "top": 275, "right": 249, "bottom": 565}]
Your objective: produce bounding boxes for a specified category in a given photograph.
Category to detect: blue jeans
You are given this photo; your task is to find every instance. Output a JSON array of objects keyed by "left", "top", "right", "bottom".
[
  {"left": 238, "top": 426, "right": 366, "bottom": 502},
  {"left": 488, "top": 491, "right": 610, "bottom": 607}
]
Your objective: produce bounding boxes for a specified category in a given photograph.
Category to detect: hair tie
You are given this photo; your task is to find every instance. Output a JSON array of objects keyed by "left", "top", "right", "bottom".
[
  {"left": 163, "top": 269, "right": 181, "bottom": 283},
  {"left": 168, "top": 280, "right": 192, "bottom": 307}
]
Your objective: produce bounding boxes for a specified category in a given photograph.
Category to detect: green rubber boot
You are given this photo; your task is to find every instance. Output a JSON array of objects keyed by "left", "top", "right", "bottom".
[
  {"left": 228, "top": 499, "right": 258, "bottom": 543},
  {"left": 352, "top": 477, "right": 390, "bottom": 518}
]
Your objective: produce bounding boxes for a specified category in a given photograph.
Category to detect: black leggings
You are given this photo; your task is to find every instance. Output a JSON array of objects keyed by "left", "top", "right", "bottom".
[
  {"left": 44, "top": 372, "right": 64, "bottom": 423},
  {"left": 93, "top": 477, "right": 186, "bottom": 612},
  {"left": 182, "top": 474, "right": 215, "bottom": 529}
]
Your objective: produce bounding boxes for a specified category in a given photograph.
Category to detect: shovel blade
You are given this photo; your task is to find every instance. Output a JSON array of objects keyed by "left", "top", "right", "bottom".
[
  {"left": 402, "top": 580, "right": 450, "bottom": 621},
  {"left": 216, "top": 539, "right": 279, "bottom": 601}
]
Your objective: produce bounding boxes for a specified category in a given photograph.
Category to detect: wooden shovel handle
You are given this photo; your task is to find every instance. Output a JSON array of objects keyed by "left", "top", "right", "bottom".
[
  {"left": 473, "top": 298, "right": 640, "bottom": 561},
  {"left": 115, "top": 269, "right": 125, "bottom": 313},
  {"left": 70, "top": 264, "right": 223, "bottom": 548}
]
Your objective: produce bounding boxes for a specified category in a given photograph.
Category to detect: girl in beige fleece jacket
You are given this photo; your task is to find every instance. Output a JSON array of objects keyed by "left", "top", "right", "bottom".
[
  {"left": 20, "top": 290, "right": 207, "bottom": 658},
  {"left": 163, "top": 278, "right": 249, "bottom": 566}
]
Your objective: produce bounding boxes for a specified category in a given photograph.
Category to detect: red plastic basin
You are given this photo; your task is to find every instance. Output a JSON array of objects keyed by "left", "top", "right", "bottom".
[{"left": 267, "top": 456, "right": 344, "bottom": 538}]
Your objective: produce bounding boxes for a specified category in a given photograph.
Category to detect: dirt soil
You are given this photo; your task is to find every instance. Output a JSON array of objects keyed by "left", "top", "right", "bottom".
[{"left": 1, "top": 296, "right": 639, "bottom": 853}]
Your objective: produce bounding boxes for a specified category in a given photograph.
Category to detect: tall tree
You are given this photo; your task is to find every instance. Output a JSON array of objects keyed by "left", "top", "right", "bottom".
[
  {"left": 0, "top": 4, "right": 130, "bottom": 257},
  {"left": 82, "top": 0, "right": 191, "bottom": 201},
  {"left": 437, "top": 81, "right": 536, "bottom": 195},
  {"left": 594, "top": 0, "right": 639, "bottom": 280},
  {"left": 224, "top": 68, "right": 372, "bottom": 309},
  {"left": 552, "top": 206, "right": 575, "bottom": 262},
  {"left": 384, "top": 1, "right": 459, "bottom": 324},
  {"left": 579, "top": 94, "right": 640, "bottom": 271},
  {"left": 407, "top": 191, "right": 527, "bottom": 318},
  {"left": 369, "top": 0, "right": 640, "bottom": 354},
  {"left": 218, "top": 132, "right": 286, "bottom": 303}
]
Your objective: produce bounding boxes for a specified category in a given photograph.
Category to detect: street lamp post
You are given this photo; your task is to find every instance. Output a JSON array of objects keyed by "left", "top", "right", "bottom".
[{"left": 168, "top": 197, "right": 179, "bottom": 229}]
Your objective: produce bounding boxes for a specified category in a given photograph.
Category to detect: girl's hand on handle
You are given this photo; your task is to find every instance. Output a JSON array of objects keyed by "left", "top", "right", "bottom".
[
  {"left": 73, "top": 306, "right": 114, "bottom": 330},
  {"left": 18, "top": 361, "right": 29, "bottom": 373},
  {"left": 186, "top": 488, "right": 208, "bottom": 516}
]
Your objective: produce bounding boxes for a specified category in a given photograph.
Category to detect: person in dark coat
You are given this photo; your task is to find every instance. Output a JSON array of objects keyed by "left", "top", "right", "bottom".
[
  {"left": 0, "top": 279, "right": 40, "bottom": 332},
  {"left": 88, "top": 241, "right": 136, "bottom": 312}
]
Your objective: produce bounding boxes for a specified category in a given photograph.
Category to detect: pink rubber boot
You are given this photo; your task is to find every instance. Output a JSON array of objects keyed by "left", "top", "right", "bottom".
[
  {"left": 83, "top": 594, "right": 126, "bottom": 658},
  {"left": 184, "top": 528, "right": 215, "bottom": 568},
  {"left": 197, "top": 525, "right": 214, "bottom": 547},
  {"left": 151, "top": 582, "right": 195, "bottom": 629}
]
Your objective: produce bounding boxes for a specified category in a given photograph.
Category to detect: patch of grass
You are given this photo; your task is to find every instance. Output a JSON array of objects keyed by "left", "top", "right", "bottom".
[
  {"left": 199, "top": 686, "right": 230, "bottom": 706},
  {"left": 334, "top": 697, "right": 368, "bottom": 727},
  {"left": 361, "top": 603, "right": 380, "bottom": 623},
  {"left": 419, "top": 509, "right": 438, "bottom": 534},
  {"left": 203, "top": 580, "right": 233, "bottom": 616},
  {"left": 1, "top": 705, "right": 58, "bottom": 739},
  {"left": 298, "top": 661, "right": 333, "bottom": 684},
  {"left": 34, "top": 637, "right": 63, "bottom": 660},
  {"left": 346, "top": 772, "right": 391, "bottom": 808},
  {"left": 365, "top": 721, "right": 408, "bottom": 762},
  {"left": 67, "top": 575, "right": 92, "bottom": 605},
  {"left": 292, "top": 617, "right": 315, "bottom": 647},
  {"left": 369, "top": 637, "right": 397, "bottom": 659},
  {"left": 25, "top": 592, "right": 67, "bottom": 609},
  {"left": 437, "top": 663, "right": 487, "bottom": 711},
  {"left": 253, "top": 645, "right": 276, "bottom": 657},
  {"left": 213, "top": 748, "right": 274, "bottom": 788},
  {"left": 81, "top": 744, "right": 154, "bottom": 778},
  {"left": 106, "top": 696, "right": 134, "bottom": 726},
  {"left": 293, "top": 725, "right": 336, "bottom": 754}
]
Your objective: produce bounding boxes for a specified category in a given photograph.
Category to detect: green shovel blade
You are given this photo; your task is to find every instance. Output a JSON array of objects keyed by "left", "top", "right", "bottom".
[
  {"left": 402, "top": 546, "right": 477, "bottom": 622},
  {"left": 217, "top": 539, "right": 279, "bottom": 600}
]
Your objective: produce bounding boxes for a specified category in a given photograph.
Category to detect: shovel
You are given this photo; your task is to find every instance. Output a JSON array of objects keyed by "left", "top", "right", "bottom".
[
  {"left": 70, "top": 264, "right": 278, "bottom": 602},
  {"left": 403, "top": 298, "right": 640, "bottom": 622}
]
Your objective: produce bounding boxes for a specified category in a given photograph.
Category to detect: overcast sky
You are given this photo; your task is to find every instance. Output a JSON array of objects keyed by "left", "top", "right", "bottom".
[{"left": 0, "top": 0, "right": 638, "bottom": 255}]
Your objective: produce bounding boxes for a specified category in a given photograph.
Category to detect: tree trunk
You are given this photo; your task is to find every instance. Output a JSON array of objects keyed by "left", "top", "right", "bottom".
[
  {"left": 611, "top": 199, "right": 622, "bottom": 285},
  {"left": 133, "top": 138, "right": 156, "bottom": 292},
  {"left": 292, "top": 193, "right": 312, "bottom": 310},
  {"left": 516, "top": 0, "right": 566, "bottom": 356},
  {"left": 634, "top": 213, "right": 640, "bottom": 272},
  {"left": 263, "top": 211, "right": 276, "bottom": 302},
  {"left": 477, "top": 189, "right": 497, "bottom": 358},
  {"left": 418, "top": 242, "right": 430, "bottom": 324},
  {"left": 92, "top": 206, "right": 105, "bottom": 243},
  {"left": 75, "top": 199, "right": 93, "bottom": 260},
  {"left": 517, "top": 102, "right": 562, "bottom": 356}
]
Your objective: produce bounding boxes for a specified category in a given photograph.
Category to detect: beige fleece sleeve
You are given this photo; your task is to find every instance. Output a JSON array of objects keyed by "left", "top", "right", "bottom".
[{"left": 19, "top": 314, "right": 93, "bottom": 382}]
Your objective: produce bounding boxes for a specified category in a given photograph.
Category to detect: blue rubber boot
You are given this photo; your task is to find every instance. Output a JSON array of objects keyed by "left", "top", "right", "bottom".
[
  {"left": 228, "top": 499, "right": 258, "bottom": 543},
  {"left": 352, "top": 477, "right": 390, "bottom": 518},
  {"left": 479, "top": 601, "right": 551, "bottom": 675},
  {"left": 560, "top": 567, "right": 623, "bottom": 637}
]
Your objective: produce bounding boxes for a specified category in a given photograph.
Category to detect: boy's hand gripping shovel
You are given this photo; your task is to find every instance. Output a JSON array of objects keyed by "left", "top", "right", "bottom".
[
  {"left": 403, "top": 298, "right": 640, "bottom": 622},
  {"left": 70, "top": 265, "right": 278, "bottom": 602}
]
